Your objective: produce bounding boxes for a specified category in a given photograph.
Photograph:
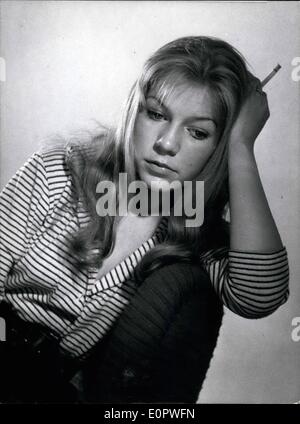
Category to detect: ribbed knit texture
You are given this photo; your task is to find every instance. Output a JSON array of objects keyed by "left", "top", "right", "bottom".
[{"left": 82, "top": 262, "right": 223, "bottom": 403}]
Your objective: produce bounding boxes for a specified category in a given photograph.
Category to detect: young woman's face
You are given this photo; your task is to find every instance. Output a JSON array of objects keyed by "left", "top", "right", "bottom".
[{"left": 133, "top": 82, "right": 221, "bottom": 190}]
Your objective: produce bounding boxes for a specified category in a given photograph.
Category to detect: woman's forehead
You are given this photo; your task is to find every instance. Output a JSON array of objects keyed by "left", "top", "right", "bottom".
[{"left": 147, "top": 79, "right": 221, "bottom": 119}]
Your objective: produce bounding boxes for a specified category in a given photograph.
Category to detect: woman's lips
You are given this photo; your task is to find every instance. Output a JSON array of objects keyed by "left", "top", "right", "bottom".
[{"left": 144, "top": 159, "right": 177, "bottom": 176}]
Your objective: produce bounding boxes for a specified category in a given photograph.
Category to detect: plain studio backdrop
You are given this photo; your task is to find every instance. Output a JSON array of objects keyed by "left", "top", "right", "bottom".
[{"left": 0, "top": 1, "right": 299, "bottom": 404}]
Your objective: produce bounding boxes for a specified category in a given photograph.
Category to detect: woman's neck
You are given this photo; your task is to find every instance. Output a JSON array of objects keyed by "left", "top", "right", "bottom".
[{"left": 96, "top": 214, "right": 161, "bottom": 280}]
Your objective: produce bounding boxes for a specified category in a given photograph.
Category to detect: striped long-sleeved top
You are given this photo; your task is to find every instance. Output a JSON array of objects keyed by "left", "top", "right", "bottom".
[{"left": 0, "top": 147, "right": 289, "bottom": 358}]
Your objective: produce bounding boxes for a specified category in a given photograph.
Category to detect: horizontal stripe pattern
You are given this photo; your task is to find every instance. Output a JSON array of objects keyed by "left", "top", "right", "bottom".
[
  {"left": 0, "top": 148, "right": 289, "bottom": 357},
  {"left": 200, "top": 248, "right": 289, "bottom": 318}
]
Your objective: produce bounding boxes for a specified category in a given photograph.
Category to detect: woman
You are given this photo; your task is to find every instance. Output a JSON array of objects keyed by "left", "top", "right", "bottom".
[{"left": 0, "top": 36, "right": 289, "bottom": 402}]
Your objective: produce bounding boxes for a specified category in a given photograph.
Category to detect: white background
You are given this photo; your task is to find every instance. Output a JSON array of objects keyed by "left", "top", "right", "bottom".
[{"left": 0, "top": 0, "right": 299, "bottom": 403}]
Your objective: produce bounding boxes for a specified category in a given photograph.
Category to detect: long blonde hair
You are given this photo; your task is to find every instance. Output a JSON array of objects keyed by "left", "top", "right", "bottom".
[{"left": 67, "top": 35, "right": 251, "bottom": 280}]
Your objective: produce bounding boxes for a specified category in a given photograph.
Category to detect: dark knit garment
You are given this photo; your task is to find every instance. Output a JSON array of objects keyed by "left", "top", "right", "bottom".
[{"left": 81, "top": 262, "right": 223, "bottom": 403}]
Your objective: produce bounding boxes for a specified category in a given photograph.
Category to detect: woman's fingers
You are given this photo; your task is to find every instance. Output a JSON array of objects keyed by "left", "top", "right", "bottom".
[
  {"left": 248, "top": 74, "right": 264, "bottom": 93},
  {"left": 229, "top": 71, "right": 271, "bottom": 147},
  {"left": 246, "top": 74, "right": 268, "bottom": 103}
]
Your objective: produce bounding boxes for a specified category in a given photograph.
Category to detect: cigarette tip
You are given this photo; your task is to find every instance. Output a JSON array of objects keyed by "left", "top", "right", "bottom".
[{"left": 274, "top": 64, "right": 282, "bottom": 72}]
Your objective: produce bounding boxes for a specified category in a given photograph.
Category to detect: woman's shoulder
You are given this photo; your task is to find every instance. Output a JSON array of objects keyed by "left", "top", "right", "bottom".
[
  {"left": 38, "top": 143, "right": 70, "bottom": 175},
  {"left": 24, "top": 144, "right": 76, "bottom": 203},
  {"left": 1, "top": 144, "right": 70, "bottom": 196},
  {"left": 31, "top": 144, "right": 74, "bottom": 205}
]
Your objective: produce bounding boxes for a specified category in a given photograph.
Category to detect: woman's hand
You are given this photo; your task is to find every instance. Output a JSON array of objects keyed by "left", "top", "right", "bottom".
[{"left": 229, "top": 76, "right": 270, "bottom": 150}]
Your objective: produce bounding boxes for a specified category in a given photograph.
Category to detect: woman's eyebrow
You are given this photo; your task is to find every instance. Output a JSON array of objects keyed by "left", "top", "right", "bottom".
[
  {"left": 146, "top": 95, "right": 217, "bottom": 128},
  {"left": 187, "top": 116, "right": 218, "bottom": 128}
]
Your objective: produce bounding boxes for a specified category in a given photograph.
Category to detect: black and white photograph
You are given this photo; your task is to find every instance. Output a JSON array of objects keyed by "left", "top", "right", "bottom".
[{"left": 0, "top": 1, "right": 299, "bottom": 406}]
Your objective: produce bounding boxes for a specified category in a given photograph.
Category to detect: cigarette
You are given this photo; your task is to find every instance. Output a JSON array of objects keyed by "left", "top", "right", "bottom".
[{"left": 261, "top": 64, "right": 281, "bottom": 87}]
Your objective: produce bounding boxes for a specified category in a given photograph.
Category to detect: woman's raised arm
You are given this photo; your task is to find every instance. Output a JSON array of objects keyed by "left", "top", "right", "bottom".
[{"left": 228, "top": 77, "right": 283, "bottom": 253}]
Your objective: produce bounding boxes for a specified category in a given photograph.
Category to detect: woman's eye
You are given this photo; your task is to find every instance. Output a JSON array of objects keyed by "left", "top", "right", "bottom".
[
  {"left": 188, "top": 128, "right": 209, "bottom": 141},
  {"left": 147, "top": 110, "right": 165, "bottom": 121}
]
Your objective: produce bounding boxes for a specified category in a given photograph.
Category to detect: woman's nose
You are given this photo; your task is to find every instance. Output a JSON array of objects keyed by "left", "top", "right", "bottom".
[{"left": 153, "top": 126, "right": 181, "bottom": 156}]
